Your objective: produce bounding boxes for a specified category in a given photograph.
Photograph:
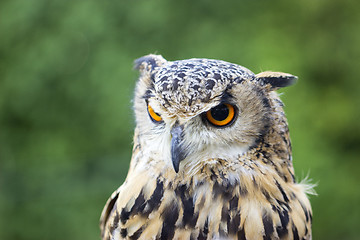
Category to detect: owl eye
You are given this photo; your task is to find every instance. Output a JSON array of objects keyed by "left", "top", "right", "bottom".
[
  {"left": 205, "top": 103, "right": 236, "bottom": 127},
  {"left": 147, "top": 104, "right": 163, "bottom": 123}
]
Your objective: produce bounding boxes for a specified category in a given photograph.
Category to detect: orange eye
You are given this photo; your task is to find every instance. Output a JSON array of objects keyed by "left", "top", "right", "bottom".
[
  {"left": 147, "top": 104, "right": 163, "bottom": 122},
  {"left": 205, "top": 103, "right": 236, "bottom": 127}
]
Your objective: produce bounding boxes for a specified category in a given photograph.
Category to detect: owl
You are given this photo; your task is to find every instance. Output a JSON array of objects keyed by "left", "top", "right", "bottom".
[{"left": 100, "top": 55, "right": 313, "bottom": 240}]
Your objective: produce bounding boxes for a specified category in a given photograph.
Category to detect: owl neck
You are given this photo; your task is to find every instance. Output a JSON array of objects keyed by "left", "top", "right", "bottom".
[{"left": 249, "top": 95, "right": 296, "bottom": 183}]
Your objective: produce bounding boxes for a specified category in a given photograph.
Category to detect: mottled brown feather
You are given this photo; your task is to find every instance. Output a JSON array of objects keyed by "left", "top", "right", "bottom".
[{"left": 100, "top": 55, "right": 313, "bottom": 240}]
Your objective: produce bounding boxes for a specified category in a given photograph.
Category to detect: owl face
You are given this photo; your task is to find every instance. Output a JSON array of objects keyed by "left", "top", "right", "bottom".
[{"left": 133, "top": 55, "right": 296, "bottom": 173}]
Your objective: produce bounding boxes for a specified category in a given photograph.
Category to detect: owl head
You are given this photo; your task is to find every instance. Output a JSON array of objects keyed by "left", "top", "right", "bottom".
[{"left": 133, "top": 54, "right": 297, "bottom": 174}]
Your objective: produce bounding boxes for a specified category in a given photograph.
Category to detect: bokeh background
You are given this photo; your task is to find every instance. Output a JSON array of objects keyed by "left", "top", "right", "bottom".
[{"left": 1, "top": 0, "right": 359, "bottom": 239}]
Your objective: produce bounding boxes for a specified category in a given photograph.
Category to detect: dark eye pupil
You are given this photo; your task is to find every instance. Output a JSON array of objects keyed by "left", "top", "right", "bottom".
[{"left": 211, "top": 104, "right": 229, "bottom": 121}]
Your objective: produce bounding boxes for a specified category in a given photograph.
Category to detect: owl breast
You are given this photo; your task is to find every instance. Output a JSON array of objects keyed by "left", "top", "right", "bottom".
[{"left": 102, "top": 158, "right": 311, "bottom": 240}]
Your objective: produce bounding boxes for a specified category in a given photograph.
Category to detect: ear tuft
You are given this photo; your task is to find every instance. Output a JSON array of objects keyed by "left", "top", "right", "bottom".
[
  {"left": 256, "top": 71, "right": 298, "bottom": 90},
  {"left": 134, "top": 54, "right": 167, "bottom": 72}
]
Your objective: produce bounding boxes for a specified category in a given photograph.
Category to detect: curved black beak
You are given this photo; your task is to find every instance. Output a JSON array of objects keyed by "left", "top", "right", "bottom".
[{"left": 170, "top": 124, "right": 187, "bottom": 173}]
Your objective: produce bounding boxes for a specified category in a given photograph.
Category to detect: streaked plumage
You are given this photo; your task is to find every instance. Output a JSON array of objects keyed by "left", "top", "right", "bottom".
[{"left": 100, "top": 55, "right": 314, "bottom": 240}]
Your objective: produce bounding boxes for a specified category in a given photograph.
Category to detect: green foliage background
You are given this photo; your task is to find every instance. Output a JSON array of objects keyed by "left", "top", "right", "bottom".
[{"left": 1, "top": 0, "right": 359, "bottom": 239}]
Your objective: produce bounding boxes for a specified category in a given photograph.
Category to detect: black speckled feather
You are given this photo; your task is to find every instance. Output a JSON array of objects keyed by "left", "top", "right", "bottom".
[{"left": 100, "top": 55, "right": 313, "bottom": 240}]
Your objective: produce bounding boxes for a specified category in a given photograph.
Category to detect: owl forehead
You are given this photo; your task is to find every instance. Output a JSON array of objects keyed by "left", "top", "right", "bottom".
[{"left": 151, "top": 59, "right": 255, "bottom": 116}]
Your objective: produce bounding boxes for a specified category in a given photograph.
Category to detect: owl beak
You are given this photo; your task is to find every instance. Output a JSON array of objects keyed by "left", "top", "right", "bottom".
[{"left": 170, "top": 124, "right": 187, "bottom": 173}]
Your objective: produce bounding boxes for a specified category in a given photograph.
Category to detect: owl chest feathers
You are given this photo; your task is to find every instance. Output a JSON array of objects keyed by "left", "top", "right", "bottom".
[{"left": 101, "top": 151, "right": 312, "bottom": 240}]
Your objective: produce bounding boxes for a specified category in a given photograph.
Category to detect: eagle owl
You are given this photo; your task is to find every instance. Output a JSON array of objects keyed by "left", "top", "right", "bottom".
[{"left": 100, "top": 55, "right": 313, "bottom": 240}]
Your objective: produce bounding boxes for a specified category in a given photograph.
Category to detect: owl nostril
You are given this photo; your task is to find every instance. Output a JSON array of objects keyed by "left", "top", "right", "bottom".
[{"left": 170, "top": 123, "right": 184, "bottom": 139}]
